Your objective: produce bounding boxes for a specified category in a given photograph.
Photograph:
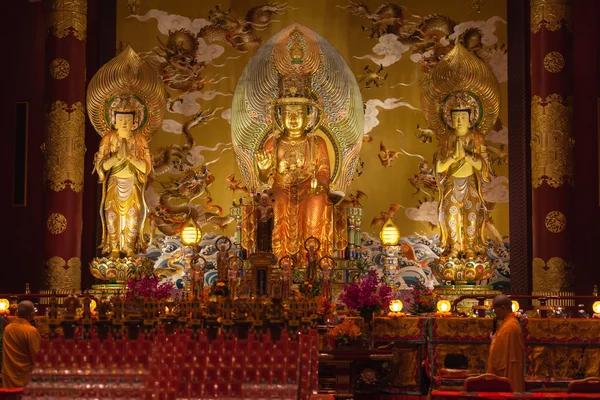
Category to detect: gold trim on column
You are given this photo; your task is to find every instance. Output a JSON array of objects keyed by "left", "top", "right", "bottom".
[
  {"left": 47, "top": 213, "right": 67, "bottom": 234},
  {"left": 42, "top": 101, "right": 86, "bottom": 192},
  {"left": 45, "top": 256, "right": 81, "bottom": 291},
  {"left": 531, "top": 94, "right": 574, "bottom": 188},
  {"left": 532, "top": 257, "right": 572, "bottom": 292},
  {"left": 543, "top": 52, "right": 565, "bottom": 73},
  {"left": 48, "top": 0, "right": 87, "bottom": 41},
  {"left": 531, "top": 0, "right": 572, "bottom": 33},
  {"left": 544, "top": 211, "right": 566, "bottom": 233},
  {"left": 49, "top": 58, "right": 70, "bottom": 80}
]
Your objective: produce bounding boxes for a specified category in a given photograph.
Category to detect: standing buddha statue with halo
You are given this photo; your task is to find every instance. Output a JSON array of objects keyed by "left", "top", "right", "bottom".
[
  {"left": 420, "top": 43, "right": 500, "bottom": 284},
  {"left": 231, "top": 24, "right": 364, "bottom": 261},
  {"left": 87, "top": 46, "right": 166, "bottom": 280}
]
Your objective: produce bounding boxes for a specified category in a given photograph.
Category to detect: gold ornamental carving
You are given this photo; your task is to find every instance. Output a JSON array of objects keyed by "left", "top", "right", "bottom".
[
  {"left": 543, "top": 52, "right": 565, "bottom": 73},
  {"left": 545, "top": 211, "right": 566, "bottom": 233},
  {"left": 45, "top": 256, "right": 81, "bottom": 291},
  {"left": 47, "top": 213, "right": 67, "bottom": 234},
  {"left": 532, "top": 257, "right": 572, "bottom": 292},
  {"left": 42, "top": 101, "right": 86, "bottom": 192},
  {"left": 48, "top": 0, "right": 87, "bottom": 41},
  {"left": 46, "top": 256, "right": 66, "bottom": 270},
  {"left": 49, "top": 58, "right": 70, "bottom": 80},
  {"left": 531, "top": 0, "right": 572, "bottom": 34},
  {"left": 67, "top": 257, "right": 81, "bottom": 270},
  {"left": 531, "top": 94, "right": 574, "bottom": 188}
]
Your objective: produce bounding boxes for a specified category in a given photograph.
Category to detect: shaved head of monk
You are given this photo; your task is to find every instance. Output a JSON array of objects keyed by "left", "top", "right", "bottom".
[
  {"left": 492, "top": 295, "right": 512, "bottom": 320},
  {"left": 16, "top": 300, "right": 35, "bottom": 321}
]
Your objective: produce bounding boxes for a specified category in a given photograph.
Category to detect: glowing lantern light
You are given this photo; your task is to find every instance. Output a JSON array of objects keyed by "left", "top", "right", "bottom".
[
  {"left": 389, "top": 300, "right": 403, "bottom": 313},
  {"left": 511, "top": 300, "right": 520, "bottom": 313},
  {"left": 0, "top": 299, "right": 8, "bottom": 313},
  {"left": 380, "top": 218, "right": 400, "bottom": 246},
  {"left": 181, "top": 219, "right": 202, "bottom": 246},
  {"left": 593, "top": 301, "right": 600, "bottom": 314},
  {"left": 437, "top": 300, "right": 451, "bottom": 313}
]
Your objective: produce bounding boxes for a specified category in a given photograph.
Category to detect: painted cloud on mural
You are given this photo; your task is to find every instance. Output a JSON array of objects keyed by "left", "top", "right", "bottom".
[
  {"left": 405, "top": 201, "right": 439, "bottom": 225},
  {"left": 482, "top": 176, "right": 509, "bottom": 203},
  {"left": 486, "top": 126, "right": 508, "bottom": 144},
  {"left": 449, "top": 16, "right": 507, "bottom": 47},
  {"left": 129, "top": 10, "right": 211, "bottom": 35},
  {"left": 355, "top": 33, "right": 411, "bottom": 67},
  {"left": 364, "top": 98, "right": 420, "bottom": 137},
  {"left": 169, "top": 90, "right": 231, "bottom": 116},
  {"left": 161, "top": 119, "right": 183, "bottom": 134},
  {"left": 221, "top": 108, "right": 232, "bottom": 124}
]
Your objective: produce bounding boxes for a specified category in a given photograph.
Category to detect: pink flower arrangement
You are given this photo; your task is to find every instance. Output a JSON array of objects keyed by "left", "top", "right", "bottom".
[
  {"left": 125, "top": 276, "right": 174, "bottom": 300},
  {"left": 339, "top": 269, "right": 393, "bottom": 315}
]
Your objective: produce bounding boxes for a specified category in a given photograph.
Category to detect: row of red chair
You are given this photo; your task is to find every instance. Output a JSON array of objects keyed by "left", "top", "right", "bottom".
[{"left": 23, "top": 329, "right": 319, "bottom": 399}]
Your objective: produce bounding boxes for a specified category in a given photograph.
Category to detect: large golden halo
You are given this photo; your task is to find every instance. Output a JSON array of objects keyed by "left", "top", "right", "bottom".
[
  {"left": 87, "top": 46, "right": 167, "bottom": 139},
  {"left": 231, "top": 24, "right": 364, "bottom": 195},
  {"left": 420, "top": 43, "right": 500, "bottom": 135}
]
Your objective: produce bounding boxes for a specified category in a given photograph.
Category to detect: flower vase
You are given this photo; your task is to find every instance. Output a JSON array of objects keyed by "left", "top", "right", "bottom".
[{"left": 360, "top": 310, "right": 374, "bottom": 329}]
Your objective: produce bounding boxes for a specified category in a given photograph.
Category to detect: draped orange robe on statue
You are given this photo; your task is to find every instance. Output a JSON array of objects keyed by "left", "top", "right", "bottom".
[
  {"left": 2, "top": 318, "right": 41, "bottom": 388},
  {"left": 487, "top": 314, "right": 525, "bottom": 392}
]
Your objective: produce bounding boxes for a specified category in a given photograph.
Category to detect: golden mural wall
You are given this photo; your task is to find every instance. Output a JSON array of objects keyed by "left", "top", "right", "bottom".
[{"left": 115, "top": 0, "right": 509, "bottom": 287}]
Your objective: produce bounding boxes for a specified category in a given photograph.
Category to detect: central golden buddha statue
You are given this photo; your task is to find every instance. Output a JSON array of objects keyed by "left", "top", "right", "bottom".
[{"left": 232, "top": 24, "right": 363, "bottom": 260}]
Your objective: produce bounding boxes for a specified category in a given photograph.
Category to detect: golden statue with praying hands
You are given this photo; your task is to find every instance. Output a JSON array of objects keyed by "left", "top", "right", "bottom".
[
  {"left": 232, "top": 24, "right": 363, "bottom": 260},
  {"left": 421, "top": 43, "right": 499, "bottom": 283},
  {"left": 87, "top": 46, "right": 166, "bottom": 281}
]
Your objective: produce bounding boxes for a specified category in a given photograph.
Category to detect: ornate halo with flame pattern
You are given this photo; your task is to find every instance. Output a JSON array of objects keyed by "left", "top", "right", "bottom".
[
  {"left": 86, "top": 46, "right": 166, "bottom": 139},
  {"left": 231, "top": 24, "right": 364, "bottom": 195},
  {"left": 420, "top": 43, "right": 500, "bottom": 136}
]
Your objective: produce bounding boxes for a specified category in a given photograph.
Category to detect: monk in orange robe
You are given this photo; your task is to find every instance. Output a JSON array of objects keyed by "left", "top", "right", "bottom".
[
  {"left": 2, "top": 301, "right": 41, "bottom": 388},
  {"left": 487, "top": 295, "right": 525, "bottom": 392}
]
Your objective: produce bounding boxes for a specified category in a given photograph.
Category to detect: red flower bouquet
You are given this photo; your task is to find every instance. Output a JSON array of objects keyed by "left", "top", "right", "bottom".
[
  {"left": 125, "top": 276, "right": 174, "bottom": 300},
  {"left": 210, "top": 279, "right": 230, "bottom": 297},
  {"left": 316, "top": 296, "right": 336, "bottom": 317},
  {"left": 339, "top": 269, "right": 393, "bottom": 322},
  {"left": 297, "top": 279, "right": 321, "bottom": 298},
  {"left": 405, "top": 282, "right": 440, "bottom": 315}
]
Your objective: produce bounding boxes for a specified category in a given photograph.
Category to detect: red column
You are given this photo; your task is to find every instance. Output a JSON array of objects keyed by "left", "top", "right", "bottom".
[
  {"left": 42, "top": 0, "right": 87, "bottom": 291},
  {"left": 530, "top": 0, "right": 574, "bottom": 297}
]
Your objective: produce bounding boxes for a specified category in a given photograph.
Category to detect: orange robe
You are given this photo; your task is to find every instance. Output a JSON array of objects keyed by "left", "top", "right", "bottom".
[
  {"left": 487, "top": 314, "right": 525, "bottom": 392},
  {"left": 1, "top": 318, "right": 41, "bottom": 388}
]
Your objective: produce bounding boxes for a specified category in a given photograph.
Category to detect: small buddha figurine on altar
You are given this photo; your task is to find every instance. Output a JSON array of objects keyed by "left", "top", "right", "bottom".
[
  {"left": 319, "top": 256, "right": 334, "bottom": 300},
  {"left": 190, "top": 255, "right": 206, "bottom": 298},
  {"left": 228, "top": 257, "right": 243, "bottom": 298},
  {"left": 216, "top": 237, "right": 232, "bottom": 281},
  {"left": 88, "top": 47, "right": 166, "bottom": 260},
  {"left": 280, "top": 256, "right": 293, "bottom": 300},
  {"left": 256, "top": 192, "right": 274, "bottom": 252},
  {"left": 420, "top": 43, "right": 500, "bottom": 283},
  {"left": 305, "top": 237, "right": 320, "bottom": 281}
]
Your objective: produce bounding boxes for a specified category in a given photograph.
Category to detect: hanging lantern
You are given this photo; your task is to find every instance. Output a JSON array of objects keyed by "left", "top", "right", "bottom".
[
  {"left": 593, "top": 301, "right": 600, "bottom": 314},
  {"left": 181, "top": 218, "right": 202, "bottom": 246},
  {"left": 511, "top": 300, "right": 520, "bottom": 313},
  {"left": 0, "top": 299, "right": 9, "bottom": 314},
  {"left": 380, "top": 218, "right": 400, "bottom": 246}
]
